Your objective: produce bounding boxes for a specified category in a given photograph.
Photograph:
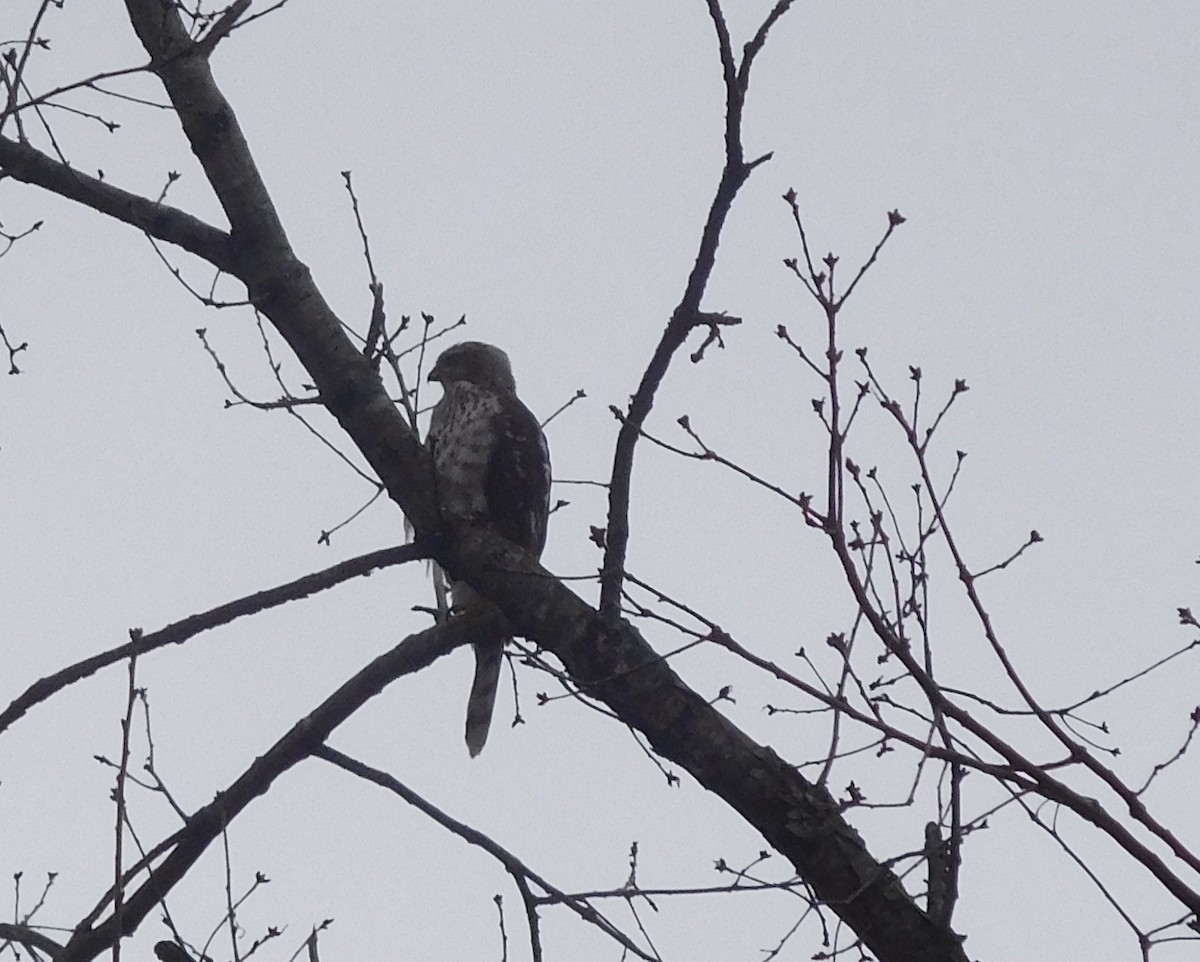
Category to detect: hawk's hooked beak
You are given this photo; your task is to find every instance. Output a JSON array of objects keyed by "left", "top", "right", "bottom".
[{"left": 427, "top": 362, "right": 443, "bottom": 384}]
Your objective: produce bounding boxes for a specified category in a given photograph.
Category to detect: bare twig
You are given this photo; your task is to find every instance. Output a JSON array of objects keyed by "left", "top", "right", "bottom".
[
  {"left": 0, "top": 315, "right": 30, "bottom": 372},
  {"left": 111, "top": 656, "right": 140, "bottom": 962}
]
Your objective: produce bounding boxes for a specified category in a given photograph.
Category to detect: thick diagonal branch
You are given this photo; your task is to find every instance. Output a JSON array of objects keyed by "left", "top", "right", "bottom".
[{"left": 444, "top": 528, "right": 970, "bottom": 962}]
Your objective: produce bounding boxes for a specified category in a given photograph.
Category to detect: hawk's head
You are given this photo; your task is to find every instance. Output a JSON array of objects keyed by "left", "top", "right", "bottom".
[{"left": 428, "top": 341, "right": 517, "bottom": 393}]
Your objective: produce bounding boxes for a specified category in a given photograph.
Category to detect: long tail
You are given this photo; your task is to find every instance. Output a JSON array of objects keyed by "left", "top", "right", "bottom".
[{"left": 465, "top": 640, "right": 504, "bottom": 757}]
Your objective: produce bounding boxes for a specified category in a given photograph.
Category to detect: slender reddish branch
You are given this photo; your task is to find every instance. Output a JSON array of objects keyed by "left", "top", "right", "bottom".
[{"left": 900, "top": 407, "right": 1200, "bottom": 881}]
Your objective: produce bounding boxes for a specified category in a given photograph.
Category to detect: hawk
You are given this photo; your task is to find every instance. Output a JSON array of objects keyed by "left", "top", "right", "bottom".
[{"left": 427, "top": 341, "right": 552, "bottom": 756}]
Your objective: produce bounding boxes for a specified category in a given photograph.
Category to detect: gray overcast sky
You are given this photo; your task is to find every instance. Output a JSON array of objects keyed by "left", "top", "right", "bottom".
[{"left": 3, "top": 2, "right": 1199, "bottom": 960}]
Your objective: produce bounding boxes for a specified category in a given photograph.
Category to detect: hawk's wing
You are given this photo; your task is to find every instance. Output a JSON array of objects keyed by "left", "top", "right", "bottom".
[{"left": 484, "top": 396, "right": 551, "bottom": 555}]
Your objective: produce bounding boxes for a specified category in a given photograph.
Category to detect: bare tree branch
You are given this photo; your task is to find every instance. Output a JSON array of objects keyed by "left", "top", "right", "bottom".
[{"left": 0, "top": 544, "right": 425, "bottom": 735}]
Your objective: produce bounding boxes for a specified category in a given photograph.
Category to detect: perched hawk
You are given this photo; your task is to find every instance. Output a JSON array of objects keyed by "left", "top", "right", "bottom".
[{"left": 427, "top": 341, "right": 552, "bottom": 756}]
